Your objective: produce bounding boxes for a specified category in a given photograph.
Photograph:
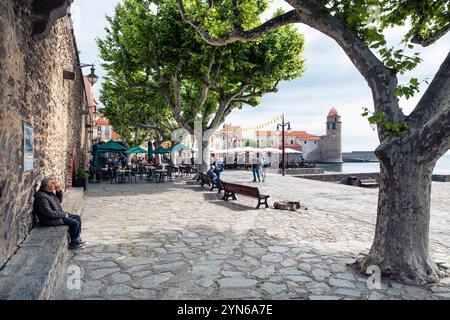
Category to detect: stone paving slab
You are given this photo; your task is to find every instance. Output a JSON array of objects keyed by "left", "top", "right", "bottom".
[{"left": 52, "top": 173, "right": 450, "bottom": 300}]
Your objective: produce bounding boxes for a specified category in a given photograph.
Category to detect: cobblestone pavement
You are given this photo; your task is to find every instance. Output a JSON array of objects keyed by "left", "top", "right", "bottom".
[{"left": 52, "top": 171, "right": 450, "bottom": 300}]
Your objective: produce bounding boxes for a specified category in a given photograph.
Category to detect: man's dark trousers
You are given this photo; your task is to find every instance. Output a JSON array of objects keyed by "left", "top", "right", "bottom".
[{"left": 62, "top": 214, "right": 81, "bottom": 245}]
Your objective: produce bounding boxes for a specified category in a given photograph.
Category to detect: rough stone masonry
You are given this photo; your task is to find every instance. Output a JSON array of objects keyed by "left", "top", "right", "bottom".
[{"left": 0, "top": 0, "right": 87, "bottom": 268}]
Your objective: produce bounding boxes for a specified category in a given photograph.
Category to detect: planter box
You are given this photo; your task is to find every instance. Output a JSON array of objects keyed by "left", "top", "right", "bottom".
[{"left": 73, "top": 178, "right": 87, "bottom": 191}]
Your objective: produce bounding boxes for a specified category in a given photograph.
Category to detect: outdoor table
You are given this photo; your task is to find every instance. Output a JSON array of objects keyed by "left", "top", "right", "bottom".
[
  {"left": 154, "top": 169, "right": 167, "bottom": 183},
  {"left": 117, "top": 169, "right": 132, "bottom": 183}
]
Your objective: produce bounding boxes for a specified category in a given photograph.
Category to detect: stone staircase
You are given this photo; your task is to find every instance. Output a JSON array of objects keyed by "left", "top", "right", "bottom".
[{"left": 0, "top": 188, "right": 84, "bottom": 300}]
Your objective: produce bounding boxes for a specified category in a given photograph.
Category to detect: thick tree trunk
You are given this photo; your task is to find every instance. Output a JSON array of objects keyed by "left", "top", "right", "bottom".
[
  {"left": 198, "top": 137, "right": 211, "bottom": 173},
  {"left": 358, "top": 145, "right": 444, "bottom": 284}
]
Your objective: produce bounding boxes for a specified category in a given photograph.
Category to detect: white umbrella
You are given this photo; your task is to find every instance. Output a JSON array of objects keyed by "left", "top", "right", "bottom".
[
  {"left": 262, "top": 147, "right": 282, "bottom": 154},
  {"left": 284, "top": 148, "right": 302, "bottom": 154}
]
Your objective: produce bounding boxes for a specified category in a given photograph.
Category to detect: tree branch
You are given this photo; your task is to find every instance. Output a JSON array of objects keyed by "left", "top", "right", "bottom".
[
  {"left": 198, "top": 50, "right": 219, "bottom": 109},
  {"left": 239, "top": 81, "right": 279, "bottom": 99},
  {"left": 208, "top": 82, "right": 250, "bottom": 130},
  {"left": 411, "top": 23, "right": 450, "bottom": 47},
  {"left": 178, "top": 0, "right": 404, "bottom": 139},
  {"left": 417, "top": 106, "right": 450, "bottom": 162},
  {"left": 409, "top": 51, "right": 450, "bottom": 127},
  {"left": 177, "top": 0, "right": 300, "bottom": 45}
]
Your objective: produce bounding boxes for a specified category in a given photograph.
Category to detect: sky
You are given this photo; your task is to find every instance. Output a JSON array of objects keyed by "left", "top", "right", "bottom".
[{"left": 71, "top": 0, "right": 450, "bottom": 152}]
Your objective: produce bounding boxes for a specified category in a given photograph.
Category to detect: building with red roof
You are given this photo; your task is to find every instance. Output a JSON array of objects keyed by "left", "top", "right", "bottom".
[{"left": 255, "top": 108, "right": 342, "bottom": 162}]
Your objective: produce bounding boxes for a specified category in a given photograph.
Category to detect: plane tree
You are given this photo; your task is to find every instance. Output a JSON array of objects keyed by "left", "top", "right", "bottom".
[
  {"left": 176, "top": 0, "right": 450, "bottom": 284},
  {"left": 98, "top": 0, "right": 305, "bottom": 169}
]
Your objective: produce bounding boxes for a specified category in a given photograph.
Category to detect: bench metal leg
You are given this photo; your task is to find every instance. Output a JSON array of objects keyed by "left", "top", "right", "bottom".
[{"left": 256, "top": 198, "right": 269, "bottom": 209}]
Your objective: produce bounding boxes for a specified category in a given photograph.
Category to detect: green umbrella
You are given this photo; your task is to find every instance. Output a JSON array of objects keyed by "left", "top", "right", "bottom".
[
  {"left": 96, "top": 140, "right": 127, "bottom": 152},
  {"left": 166, "top": 143, "right": 192, "bottom": 152},
  {"left": 125, "top": 146, "right": 148, "bottom": 155},
  {"left": 92, "top": 144, "right": 101, "bottom": 168},
  {"left": 153, "top": 146, "right": 170, "bottom": 154}
]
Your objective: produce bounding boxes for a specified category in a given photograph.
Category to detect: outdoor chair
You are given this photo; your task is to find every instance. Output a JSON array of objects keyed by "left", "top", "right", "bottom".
[
  {"left": 163, "top": 166, "right": 174, "bottom": 182},
  {"left": 129, "top": 168, "right": 138, "bottom": 183},
  {"left": 107, "top": 168, "right": 118, "bottom": 184},
  {"left": 147, "top": 170, "right": 156, "bottom": 183}
]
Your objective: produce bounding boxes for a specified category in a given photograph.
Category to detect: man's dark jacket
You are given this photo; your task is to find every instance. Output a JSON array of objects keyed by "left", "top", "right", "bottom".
[{"left": 33, "top": 190, "right": 66, "bottom": 226}]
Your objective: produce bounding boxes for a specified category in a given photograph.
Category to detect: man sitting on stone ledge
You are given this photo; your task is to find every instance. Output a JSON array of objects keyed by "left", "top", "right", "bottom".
[{"left": 33, "top": 178, "right": 86, "bottom": 250}]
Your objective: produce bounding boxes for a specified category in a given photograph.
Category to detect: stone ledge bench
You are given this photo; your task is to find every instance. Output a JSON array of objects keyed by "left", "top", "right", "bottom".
[{"left": 0, "top": 188, "right": 84, "bottom": 300}]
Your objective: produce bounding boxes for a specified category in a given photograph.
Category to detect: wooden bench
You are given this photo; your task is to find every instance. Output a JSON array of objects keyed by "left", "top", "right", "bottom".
[
  {"left": 199, "top": 172, "right": 223, "bottom": 193},
  {"left": 359, "top": 178, "right": 379, "bottom": 188},
  {"left": 222, "top": 182, "right": 270, "bottom": 209}
]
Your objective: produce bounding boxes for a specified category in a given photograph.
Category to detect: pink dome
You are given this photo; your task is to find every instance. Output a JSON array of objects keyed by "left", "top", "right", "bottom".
[{"left": 328, "top": 107, "right": 339, "bottom": 117}]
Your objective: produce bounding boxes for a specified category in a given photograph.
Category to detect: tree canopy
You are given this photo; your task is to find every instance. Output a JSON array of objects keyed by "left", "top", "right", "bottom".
[{"left": 98, "top": 0, "right": 306, "bottom": 144}]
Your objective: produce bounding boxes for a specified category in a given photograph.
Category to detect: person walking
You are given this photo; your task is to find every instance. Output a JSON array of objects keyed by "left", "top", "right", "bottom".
[{"left": 251, "top": 153, "right": 261, "bottom": 182}]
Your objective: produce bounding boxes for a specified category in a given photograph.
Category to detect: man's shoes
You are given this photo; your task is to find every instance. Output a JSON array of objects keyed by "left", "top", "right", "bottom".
[
  {"left": 79, "top": 239, "right": 87, "bottom": 245},
  {"left": 69, "top": 243, "right": 87, "bottom": 250}
]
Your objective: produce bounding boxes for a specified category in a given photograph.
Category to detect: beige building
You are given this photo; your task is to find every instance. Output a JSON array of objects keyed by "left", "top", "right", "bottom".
[
  {"left": 93, "top": 113, "right": 118, "bottom": 143},
  {"left": 211, "top": 124, "right": 246, "bottom": 151},
  {"left": 255, "top": 108, "right": 342, "bottom": 162}
]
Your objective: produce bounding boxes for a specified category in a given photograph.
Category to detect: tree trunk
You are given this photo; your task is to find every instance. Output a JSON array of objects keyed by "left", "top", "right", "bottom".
[
  {"left": 358, "top": 144, "right": 444, "bottom": 284},
  {"left": 199, "top": 138, "right": 211, "bottom": 173}
]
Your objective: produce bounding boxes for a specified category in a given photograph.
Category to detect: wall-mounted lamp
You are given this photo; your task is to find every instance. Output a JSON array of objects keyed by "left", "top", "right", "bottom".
[{"left": 77, "top": 63, "right": 99, "bottom": 85}]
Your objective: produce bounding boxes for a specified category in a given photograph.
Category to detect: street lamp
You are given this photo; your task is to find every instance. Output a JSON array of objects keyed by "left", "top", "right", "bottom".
[
  {"left": 277, "top": 113, "right": 291, "bottom": 176},
  {"left": 77, "top": 63, "right": 99, "bottom": 85}
]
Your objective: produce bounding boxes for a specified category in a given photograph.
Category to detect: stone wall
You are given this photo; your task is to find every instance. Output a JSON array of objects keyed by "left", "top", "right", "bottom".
[
  {"left": 296, "top": 172, "right": 380, "bottom": 183},
  {"left": 0, "top": 0, "right": 86, "bottom": 267}
]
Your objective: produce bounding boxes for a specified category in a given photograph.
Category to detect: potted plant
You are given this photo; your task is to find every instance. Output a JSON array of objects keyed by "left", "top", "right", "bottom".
[{"left": 74, "top": 168, "right": 89, "bottom": 191}]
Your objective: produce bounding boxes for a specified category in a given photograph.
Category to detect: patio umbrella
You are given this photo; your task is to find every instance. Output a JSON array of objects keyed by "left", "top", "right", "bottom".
[
  {"left": 125, "top": 146, "right": 148, "bottom": 155},
  {"left": 167, "top": 143, "right": 192, "bottom": 152},
  {"left": 96, "top": 140, "right": 127, "bottom": 153},
  {"left": 92, "top": 144, "right": 101, "bottom": 168},
  {"left": 284, "top": 148, "right": 302, "bottom": 154},
  {"left": 153, "top": 146, "right": 170, "bottom": 154}
]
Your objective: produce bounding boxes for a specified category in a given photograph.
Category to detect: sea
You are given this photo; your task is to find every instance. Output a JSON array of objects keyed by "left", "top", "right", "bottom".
[{"left": 316, "top": 155, "right": 450, "bottom": 174}]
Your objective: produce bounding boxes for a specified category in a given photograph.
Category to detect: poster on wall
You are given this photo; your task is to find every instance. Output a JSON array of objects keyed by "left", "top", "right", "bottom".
[{"left": 23, "top": 123, "right": 34, "bottom": 171}]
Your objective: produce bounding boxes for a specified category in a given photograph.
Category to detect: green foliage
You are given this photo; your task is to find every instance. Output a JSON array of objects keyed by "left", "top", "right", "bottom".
[
  {"left": 98, "top": 0, "right": 305, "bottom": 134},
  {"left": 100, "top": 77, "right": 172, "bottom": 146},
  {"left": 74, "top": 168, "right": 89, "bottom": 179},
  {"left": 394, "top": 77, "right": 421, "bottom": 100},
  {"left": 182, "top": 0, "right": 449, "bottom": 100},
  {"left": 362, "top": 107, "right": 411, "bottom": 137}
]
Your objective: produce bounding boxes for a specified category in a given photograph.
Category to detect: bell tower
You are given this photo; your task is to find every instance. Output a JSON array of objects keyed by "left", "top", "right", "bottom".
[
  {"left": 320, "top": 107, "right": 342, "bottom": 162},
  {"left": 327, "top": 107, "right": 342, "bottom": 138}
]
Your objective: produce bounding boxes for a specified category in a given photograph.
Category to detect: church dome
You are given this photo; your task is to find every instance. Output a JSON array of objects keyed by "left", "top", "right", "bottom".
[{"left": 328, "top": 107, "right": 339, "bottom": 117}]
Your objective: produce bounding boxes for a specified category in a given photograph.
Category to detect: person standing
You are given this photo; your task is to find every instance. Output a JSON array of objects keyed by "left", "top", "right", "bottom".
[
  {"left": 260, "top": 157, "right": 268, "bottom": 182},
  {"left": 251, "top": 153, "right": 261, "bottom": 182}
]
